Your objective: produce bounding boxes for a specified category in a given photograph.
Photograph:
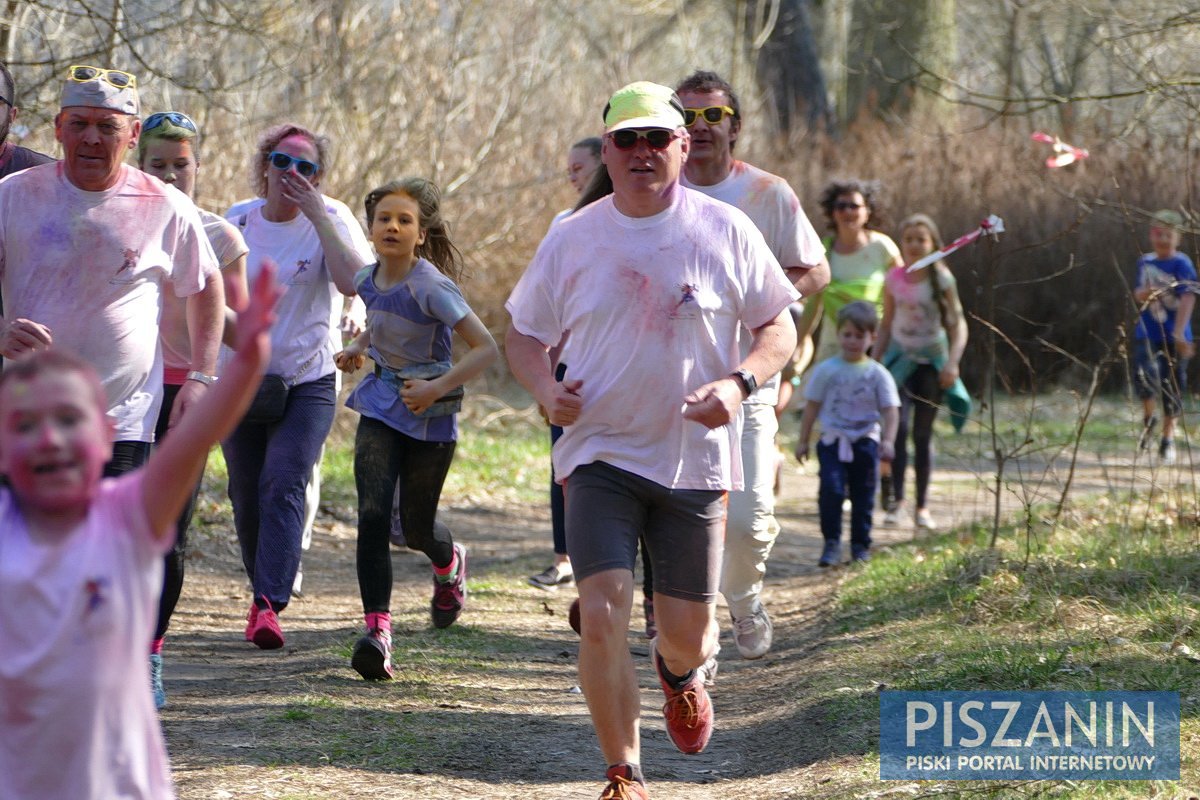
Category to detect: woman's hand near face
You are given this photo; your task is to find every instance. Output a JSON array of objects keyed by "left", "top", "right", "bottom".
[{"left": 280, "top": 170, "right": 326, "bottom": 223}]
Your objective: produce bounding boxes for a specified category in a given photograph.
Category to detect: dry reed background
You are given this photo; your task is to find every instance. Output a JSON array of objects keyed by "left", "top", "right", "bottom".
[{"left": 3, "top": 0, "right": 1199, "bottom": 392}]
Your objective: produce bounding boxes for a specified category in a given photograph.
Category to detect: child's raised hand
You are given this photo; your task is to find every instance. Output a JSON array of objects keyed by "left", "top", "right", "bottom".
[{"left": 236, "top": 261, "right": 282, "bottom": 363}]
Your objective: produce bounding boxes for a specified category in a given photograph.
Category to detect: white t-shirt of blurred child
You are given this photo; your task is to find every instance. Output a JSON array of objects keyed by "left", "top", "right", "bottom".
[{"left": 0, "top": 474, "right": 175, "bottom": 800}]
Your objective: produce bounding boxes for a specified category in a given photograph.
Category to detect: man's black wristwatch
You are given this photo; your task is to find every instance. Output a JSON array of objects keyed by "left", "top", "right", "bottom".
[{"left": 730, "top": 368, "right": 757, "bottom": 398}]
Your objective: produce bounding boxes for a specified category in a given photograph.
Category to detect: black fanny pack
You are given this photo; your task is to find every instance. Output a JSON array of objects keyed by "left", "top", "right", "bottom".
[
  {"left": 244, "top": 374, "right": 289, "bottom": 424},
  {"left": 375, "top": 362, "right": 464, "bottom": 418}
]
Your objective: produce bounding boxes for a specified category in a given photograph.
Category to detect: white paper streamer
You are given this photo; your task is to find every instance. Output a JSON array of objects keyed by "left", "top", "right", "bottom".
[{"left": 906, "top": 215, "right": 1005, "bottom": 273}]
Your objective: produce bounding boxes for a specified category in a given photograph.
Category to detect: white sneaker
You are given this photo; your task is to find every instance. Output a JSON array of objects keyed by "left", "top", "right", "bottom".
[
  {"left": 914, "top": 509, "right": 938, "bottom": 530},
  {"left": 697, "top": 645, "right": 720, "bottom": 687},
  {"left": 732, "top": 603, "right": 773, "bottom": 660},
  {"left": 882, "top": 509, "right": 901, "bottom": 527}
]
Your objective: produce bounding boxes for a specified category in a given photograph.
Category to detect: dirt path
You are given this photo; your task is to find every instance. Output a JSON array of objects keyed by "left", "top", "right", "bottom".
[{"left": 161, "top": 449, "right": 1152, "bottom": 800}]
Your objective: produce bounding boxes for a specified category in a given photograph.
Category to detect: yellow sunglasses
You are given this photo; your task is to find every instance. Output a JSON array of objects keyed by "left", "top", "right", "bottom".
[
  {"left": 683, "top": 105, "right": 734, "bottom": 127},
  {"left": 67, "top": 65, "right": 137, "bottom": 89}
]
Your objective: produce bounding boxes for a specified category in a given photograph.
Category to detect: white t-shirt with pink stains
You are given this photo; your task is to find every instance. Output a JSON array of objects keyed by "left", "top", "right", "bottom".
[
  {"left": 0, "top": 473, "right": 175, "bottom": 800},
  {"left": 0, "top": 163, "right": 218, "bottom": 442},
  {"left": 682, "top": 160, "right": 825, "bottom": 406},
  {"left": 506, "top": 187, "right": 799, "bottom": 491}
]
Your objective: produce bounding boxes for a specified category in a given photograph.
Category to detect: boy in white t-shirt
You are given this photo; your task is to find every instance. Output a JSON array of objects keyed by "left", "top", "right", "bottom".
[
  {"left": 796, "top": 301, "right": 899, "bottom": 566},
  {"left": 0, "top": 268, "right": 279, "bottom": 800}
]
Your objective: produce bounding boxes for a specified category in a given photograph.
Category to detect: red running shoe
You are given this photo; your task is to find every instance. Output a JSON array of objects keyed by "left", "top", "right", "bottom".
[
  {"left": 648, "top": 637, "right": 713, "bottom": 754},
  {"left": 599, "top": 764, "right": 649, "bottom": 799}
]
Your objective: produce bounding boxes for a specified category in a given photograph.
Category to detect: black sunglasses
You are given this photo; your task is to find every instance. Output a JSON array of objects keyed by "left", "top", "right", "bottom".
[
  {"left": 609, "top": 128, "right": 677, "bottom": 151},
  {"left": 144, "top": 111, "right": 197, "bottom": 134},
  {"left": 834, "top": 201, "right": 863, "bottom": 211}
]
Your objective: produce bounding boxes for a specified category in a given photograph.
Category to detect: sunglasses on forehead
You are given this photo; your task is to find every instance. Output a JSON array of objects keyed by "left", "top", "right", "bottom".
[
  {"left": 608, "top": 128, "right": 679, "bottom": 151},
  {"left": 683, "top": 105, "right": 735, "bottom": 127},
  {"left": 67, "top": 65, "right": 136, "bottom": 89},
  {"left": 143, "top": 111, "right": 197, "bottom": 134},
  {"left": 268, "top": 150, "right": 319, "bottom": 177}
]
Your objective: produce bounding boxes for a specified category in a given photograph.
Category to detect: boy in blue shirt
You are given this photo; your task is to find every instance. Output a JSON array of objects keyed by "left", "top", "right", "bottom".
[{"left": 1133, "top": 210, "right": 1197, "bottom": 464}]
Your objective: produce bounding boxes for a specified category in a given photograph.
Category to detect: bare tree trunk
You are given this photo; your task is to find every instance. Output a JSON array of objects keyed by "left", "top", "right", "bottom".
[
  {"left": 749, "top": 0, "right": 831, "bottom": 134},
  {"left": 0, "top": 0, "right": 19, "bottom": 63},
  {"left": 107, "top": 0, "right": 123, "bottom": 64},
  {"left": 846, "top": 0, "right": 957, "bottom": 124}
]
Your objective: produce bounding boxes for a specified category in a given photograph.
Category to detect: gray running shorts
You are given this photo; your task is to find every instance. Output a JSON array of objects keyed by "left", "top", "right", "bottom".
[{"left": 563, "top": 461, "right": 726, "bottom": 603}]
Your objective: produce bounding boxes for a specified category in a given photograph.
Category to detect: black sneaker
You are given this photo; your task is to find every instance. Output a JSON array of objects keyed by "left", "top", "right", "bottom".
[
  {"left": 818, "top": 541, "right": 841, "bottom": 567},
  {"left": 1160, "top": 438, "right": 1177, "bottom": 465},
  {"left": 351, "top": 626, "right": 393, "bottom": 680},
  {"left": 528, "top": 563, "right": 573, "bottom": 590}
]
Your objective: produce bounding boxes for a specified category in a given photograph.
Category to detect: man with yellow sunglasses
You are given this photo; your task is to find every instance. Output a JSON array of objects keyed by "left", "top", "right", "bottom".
[{"left": 676, "top": 70, "right": 830, "bottom": 664}]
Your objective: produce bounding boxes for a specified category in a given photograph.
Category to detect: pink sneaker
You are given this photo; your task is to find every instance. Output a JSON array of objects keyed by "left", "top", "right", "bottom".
[
  {"left": 431, "top": 544, "right": 467, "bottom": 629},
  {"left": 244, "top": 604, "right": 258, "bottom": 642},
  {"left": 352, "top": 613, "right": 394, "bottom": 680},
  {"left": 247, "top": 598, "right": 284, "bottom": 650}
]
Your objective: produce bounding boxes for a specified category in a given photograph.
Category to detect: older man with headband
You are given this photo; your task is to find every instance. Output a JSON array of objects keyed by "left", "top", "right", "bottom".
[
  {"left": 507, "top": 81, "right": 797, "bottom": 799},
  {"left": 0, "top": 66, "right": 222, "bottom": 488}
]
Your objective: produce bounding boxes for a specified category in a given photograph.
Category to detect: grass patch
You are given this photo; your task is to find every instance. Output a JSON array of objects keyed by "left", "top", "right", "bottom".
[{"left": 805, "top": 498, "right": 1199, "bottom": 797}]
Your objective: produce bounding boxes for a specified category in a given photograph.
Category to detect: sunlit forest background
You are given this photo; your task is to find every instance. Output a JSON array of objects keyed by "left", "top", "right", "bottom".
[{"left": 4, "top": 0, "right": 1200, "bottom": 391}]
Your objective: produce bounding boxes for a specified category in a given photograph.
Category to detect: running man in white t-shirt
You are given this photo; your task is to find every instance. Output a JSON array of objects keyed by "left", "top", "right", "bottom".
[
  {"left": 506, "top": 81, "right": 798, "bottom": 800},
  {"left": 676, "top": 69, "right": 830, "bottom": 662}
]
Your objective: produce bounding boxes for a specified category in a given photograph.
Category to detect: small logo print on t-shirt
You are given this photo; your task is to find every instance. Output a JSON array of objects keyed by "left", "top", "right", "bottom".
[
  {"left": 290, "top": 258, "right": 314, "bottom": 284},
  {"left": 108, "top": 248, "right": 140, "bottom": 284},
  {"left": 671, "top": 283, "right": 700, "bottom": 320},
  {"left": 84, "top": 577, "right": 109, "bottom": 613}
]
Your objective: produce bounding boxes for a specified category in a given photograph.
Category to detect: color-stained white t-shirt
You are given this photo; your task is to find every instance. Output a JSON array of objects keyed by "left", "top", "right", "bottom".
[
  {"left": 507, "top": 187, "right": 799, "bottom": 491},
  {"left": 804, "top": 354, "right": 900, "bottom": 445},
  {"left": 885, "top": 264, "right": 957, "bottom": 354},
  {"left": 0, "top": 474, "right": 175, "bottom": 800},
  {"left": 236, "top": 198, "right": 373, "bottom": 382},
  {"left": 0, "top": 163, "right": 218, "bottom": 441},
  {"left": 682, "top": 160, "right": 824, "bottom": 406}
]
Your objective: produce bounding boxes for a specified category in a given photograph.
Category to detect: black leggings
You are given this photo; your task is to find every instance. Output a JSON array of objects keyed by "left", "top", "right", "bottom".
[
  {"left": 892, "top": 364, "right": 942, "bottom": 509},
  {"left": 355, "top": 416, "right": 456, "bottom": 614},
  {"left": 150, "top": 384, "right": 204, "bottom": 641}
]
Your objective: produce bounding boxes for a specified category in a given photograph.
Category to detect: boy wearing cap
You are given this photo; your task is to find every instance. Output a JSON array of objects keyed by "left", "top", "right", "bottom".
[
  {"left": 0, "top": 66, "right": 222, "bottom": 475},
  {"left": 506, "top": 81, "right": 797, "bottom": 799},
  {"left": 1133, "top": 209, "right": 1196, "bottom": 464}
]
